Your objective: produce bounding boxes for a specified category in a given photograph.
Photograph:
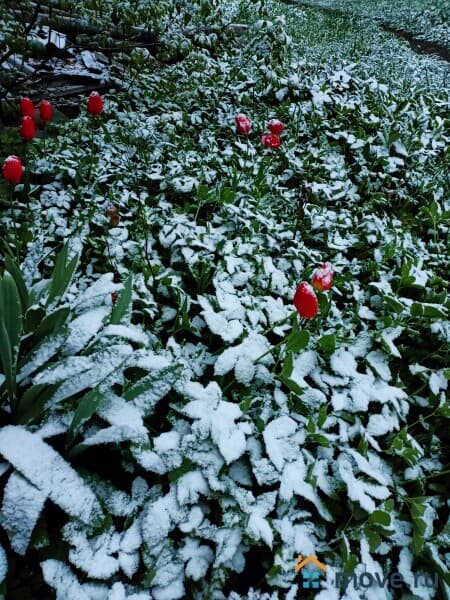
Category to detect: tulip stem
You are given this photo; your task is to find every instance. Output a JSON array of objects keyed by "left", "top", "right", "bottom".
[
  {"left": 254, "top": 337, "right": 287, "bottom": 364},
  {"left": 262, "top": 311, "right": 297, "bottom": 336},
  {"left": 10, "top": 185, "right": 19, "bottom": 262}
]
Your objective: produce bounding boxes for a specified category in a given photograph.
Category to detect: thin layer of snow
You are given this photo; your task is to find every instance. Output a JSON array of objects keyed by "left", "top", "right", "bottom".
[{"left": 0, "top": 426, "right": 102, "bottom": 524}]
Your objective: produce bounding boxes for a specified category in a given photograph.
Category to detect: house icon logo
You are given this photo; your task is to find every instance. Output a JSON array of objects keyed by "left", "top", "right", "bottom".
[{"left": 295, "top": 555, "right": 327, "bottom": 589}]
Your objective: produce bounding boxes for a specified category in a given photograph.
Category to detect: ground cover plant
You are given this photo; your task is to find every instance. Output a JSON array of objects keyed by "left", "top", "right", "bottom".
[
  {"left": 299, "top": 0, "right": 450, "bottom": 52},
  {"left": 0, "top": 0, "right": 449, "bottom": 598}
]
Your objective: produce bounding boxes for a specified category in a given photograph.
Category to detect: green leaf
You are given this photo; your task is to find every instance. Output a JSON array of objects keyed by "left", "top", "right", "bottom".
[
  {"left": 365, "top": 528, "right": 382, "bottom": 552},
  {"left": 0, "top": 320, "right": 15, "bottom": 403},
  {"left": 317, "top": 405, "right": 328, "bottom": 427},
  {"left": 343, "top": 553, "right": 358, "bottom": 573},
  {"left": 340, "top": 533, "right": 351, "bottom": 562},
  {"left": 384, "top": 296, "right": 405, "bottom": 314},
  {"left": 437, "top": 402, "right": 450, "bottom": 418},
  {"left": 220, "top": 187, "right": 235, "bottom": 204},
  {"left": 34, "top": 307, "right": 70, "bottom": 343},
  {"left": 16, "top": 384, "right": 59, "bottom": 425},
  {"left": 67, "top": 389, "right": 104, "bottom": 445},
  {"left": 46, "top": 244, "right": 78, "bottom": 306},
  {"left": 0, "top": 272, "right": 23, "bottom": 403},
  {"left": 307, "top": 433, "right": 330, "bottom": 447},
  {"left": 278, "top": 374, "right": 305, "bottom": 396},
  {"left": 24, "top": 306, "right": 46, "bottom": 334},
  {"left": 280, "top": 351, "right": 294, "bottom": 379},
  {"left": 267, "top": 565, "right": 282, "bottom": 578},
  {"left": 368, "top": 510, "right": 391, "bottom": 528},
  {"left": 318, "top": 333, "right": 336, "bottom": 355},
  {"left": 285, "top": 330, "right": 310, "bottom": 353},
  {"left": 5, "top": 256, "right": 28, "bottom": 313},
  {"left": 168, "top": 458, "right": 194, "bottom": 483},
  {"left": 411, "top": 303, "right": 447, "bottom": 318},
  {"left": 384, "top": 499, "right": 394, "bottom": 512},
  {"left": 110, "top": 275, "right": 132, "bottom": 325},
  {"left": 422, "top": 305, "right": 447, "bottom": 318},
  {"left": 0, "top": 271, "right": 23, "bottom": 362},
  {"left": 410, "top": 302, "right": 422, "bottom": 317},
  {"left": 357, "top": 435, "right": 369, "bottom": 457},
  {"left": 412, "top": 528, "right": 425, "bottom": 555}
]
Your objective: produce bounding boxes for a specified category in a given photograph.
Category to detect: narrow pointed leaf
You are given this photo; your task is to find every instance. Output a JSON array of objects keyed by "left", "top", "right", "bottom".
[{"left": 110, "top": 275, "right": 132, "bottom": 325}]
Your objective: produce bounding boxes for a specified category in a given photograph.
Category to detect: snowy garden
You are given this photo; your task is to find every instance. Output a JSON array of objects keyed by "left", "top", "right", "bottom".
[{"left": 0, "top": 0, "right": 449, "bottom": 598}]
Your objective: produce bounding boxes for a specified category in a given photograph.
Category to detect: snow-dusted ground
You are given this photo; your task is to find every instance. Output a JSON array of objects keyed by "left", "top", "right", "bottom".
[{"left": 0, "top": 0, "right": 449, "bottom": 598}]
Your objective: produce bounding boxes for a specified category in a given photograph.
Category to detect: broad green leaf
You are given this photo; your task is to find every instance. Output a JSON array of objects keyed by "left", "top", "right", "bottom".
[
  {"left": 307, "top": 433, "right": 330, "bottom": 447},
  {"left": 46, "top": 244, "right": 78, "bottom": 306},
  {"left": 67, "top": 389, "right": 104, "bottom": 445},
  {"left": 422, "top": 305, "right": 447, "bottom": 318},
  {"left": 384, "top": 296, "right": 404, "bottom": 314},
  {"left": 0, "top": 426, "right": 103, "bottom": 525},
  {"left": 17, "top": 334, "right": 67, "bottom": 382},
  {"left": 368, "top": 510, "right": 391, "bottom": 528},
  {"left": 0, "top": 272, "right": 23, "bottom": 363},
  {"left": 168, "top": 458, "right": 194, "bottom": 483},
  {"left": 280, "top": 351, "right": 294, "bottom": 379},
  {"left": 0, "top": 472, "right": 47, "bottom": 555},
  {"left": 285, "top": 330, "right": 310, "bottom": 353},
  {"left": 123, "top": 364, "right": 182, "bottom": 414},
  {"left": 437, "top": 402, "right": 450, "bottom": 418},
  {"left": 318, "top": 334, "right": 336, "bottom": 355},
  {"left": 110, "top": 275, "right": 132, "bottom": 325},
  {"left": 0, "top": 321, "right": 15, "bottom": 403},
  {"left": 317, "top": 405, "right": 328, "bottom": 427},
  {"left": 343, "top": 553, "right": 358, "bottom": 574},
  {"left": 412, "top": 528, "right": 425, "bottom": 555},
  {"left": 16, "top": 384, "right": 59, "bottom": 425},
  {"left": 365, "top": 527, "right": 382, "bottom": 552},
  {"left": 278, "top": 374, "right": 305, "bottom": 396},
  {"left": 34, "top": 307, "right": 70, "bottom": 343},
  {"left": 24, "top": 306, "right": 46, "bottom": 334},
  {"left": 5, "top": 256, "right": 28, "bottom": 313}
]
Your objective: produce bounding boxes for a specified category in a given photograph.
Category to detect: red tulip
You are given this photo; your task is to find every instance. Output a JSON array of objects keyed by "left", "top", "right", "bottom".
[
  {"left": 2, "top": 155, "right": 24, "bottom": 185},
  {"left": 87, "top": 91, "right": 104, "bottom": 116},
  {"left": 267, "top": 118, "right": 284, "bottom": 135},
  {"left": 235, "top": 113, "right": 252, "bottom": 135},
  {"left": 293, "top": 282, "right": 319, "bottom": 318},
  {"left": 39, "top": 99, "right": 53, "bottom": 122},
  {"left": 261, "top": 132, "right": 281, "bottom": 149},
  {"left": 20, "top": 97, "right": 35, "bottom": 117},
  {"left": 312, "top": 262, "right": 334, "bottom": 292},
  {"left": 20, "top": 116, "right": 36, "bottom": 141}
]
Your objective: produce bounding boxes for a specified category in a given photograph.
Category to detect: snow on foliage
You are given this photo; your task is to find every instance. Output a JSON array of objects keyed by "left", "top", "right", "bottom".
[
  {"left": 0, "top": 427, "right": 103, "bottom": 525},
  {"left": 0, "top": 0, "right": 449, "bottom": 596}
]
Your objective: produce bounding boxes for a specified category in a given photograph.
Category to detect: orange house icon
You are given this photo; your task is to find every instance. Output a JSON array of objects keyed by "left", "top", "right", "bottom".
[{"left": 295, "top": 555, "right": 327, "bottom": 574}]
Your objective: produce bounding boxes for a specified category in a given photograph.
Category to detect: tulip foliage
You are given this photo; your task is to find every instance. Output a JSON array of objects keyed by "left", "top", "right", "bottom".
[{"left": 0, "top": 0, "right": 449, "bottom": 599}]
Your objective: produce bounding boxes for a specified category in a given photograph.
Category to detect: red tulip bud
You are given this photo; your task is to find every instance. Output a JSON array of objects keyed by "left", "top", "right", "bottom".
[
  {"left": 20, "top": 116, "right": 36, "bottom": 141},
  {"left": 261, "top": 132, "right": 281, "bottom": 149},
  {"left": 111, "top": 291, "right": 118, "bottom": 304},
  {"left": 293, "top": 282, "right": 319, "bottom": 318},
  {"left": 39, "top": 99, "right": 53, "bottom": 122},
  {"left": 267, "top": 118, "right": 284, "bottom": 134},
  {"left": 235, "top": 113, "right": 252, "bottom": 135},
  {"left": 87, "top": 91, "right": 104, "bottom": 116},
  {"left": 20, "top": 97, "right": 35, "bottom": 117},
  {"left": 312, "top": 262, "right": 334, "bottom": 292},
  {"left": 2, "top": 155, "right": 24, "bottom": 185}
]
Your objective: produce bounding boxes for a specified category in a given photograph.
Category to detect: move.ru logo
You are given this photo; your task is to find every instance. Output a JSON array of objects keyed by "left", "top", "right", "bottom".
[{"left": 294, "top": 555, "right": 438, "bottom": 591}]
